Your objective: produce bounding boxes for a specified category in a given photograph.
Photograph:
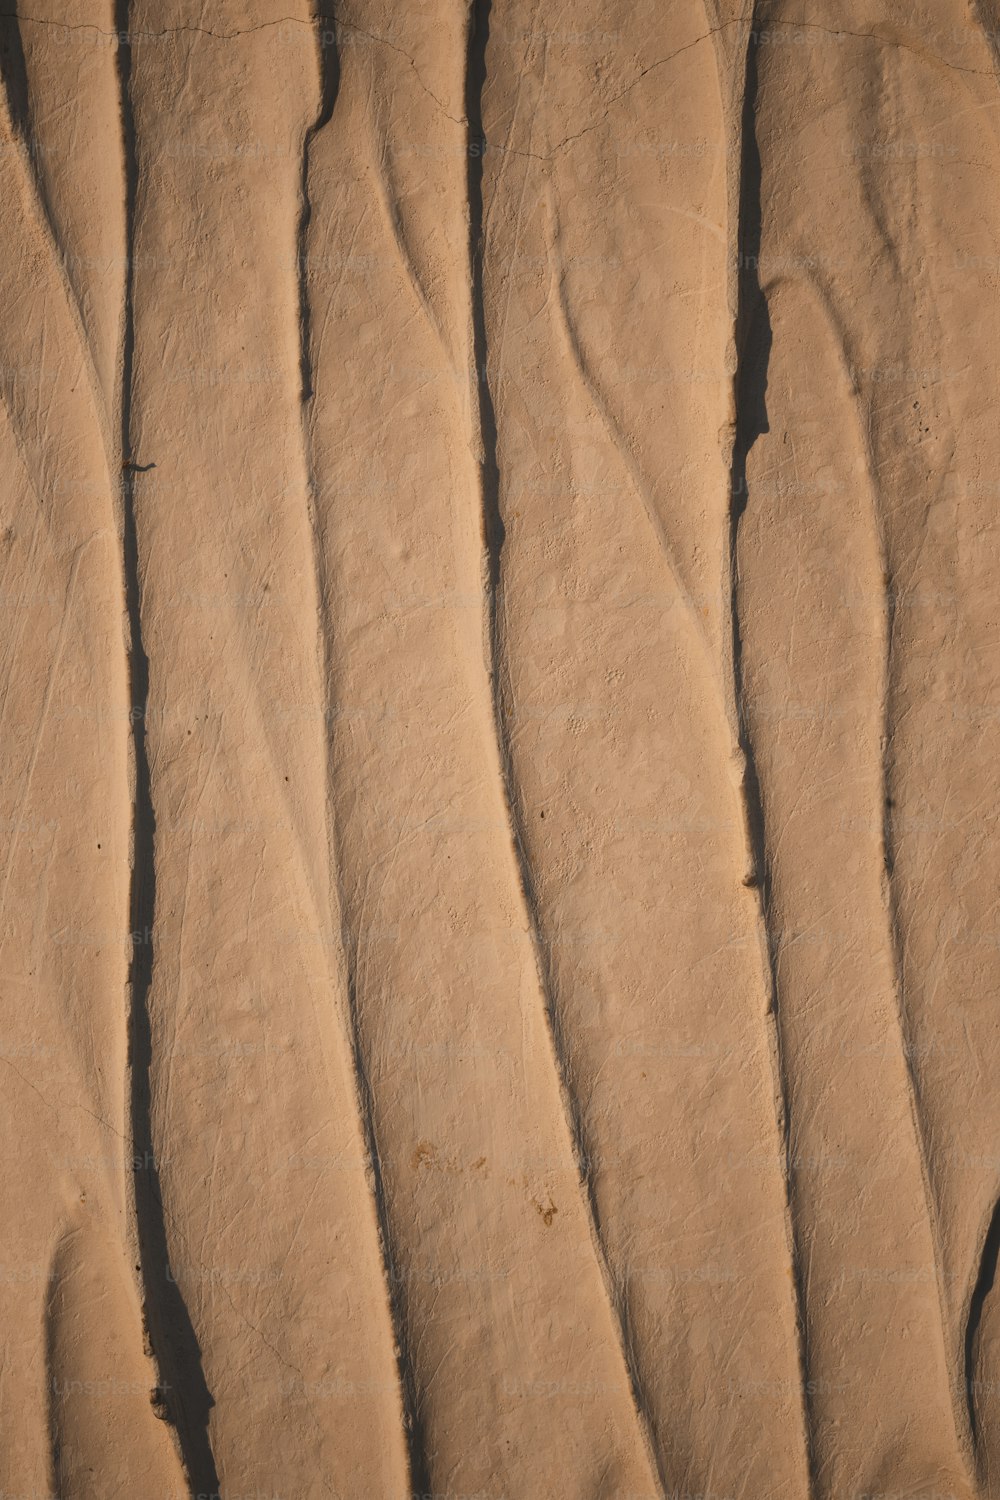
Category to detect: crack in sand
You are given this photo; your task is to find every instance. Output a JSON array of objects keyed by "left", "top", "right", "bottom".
[
  {"left": 538, "top": 23, "right": 738, "bottom": 159},
  {"left": 0, "top": 4, "right": 990, "bottom": 191},
  {"left": 497, "top": 16, "right": 995, "bottom": 163},
  {"left": 0, "top": 11, "right": 313, "bottom": 41},
  {"left": 756, "top": 19, "right": 993, "bottom": 77},
  {"left": 0, "top": 9, "right": 465, "bottom": 125},
  {"left": 9, "top": 9, "right": 984, "bottom": 182},
  {"left": 725, "top": 15, "right": 816, "bottom": 1495},
  {"left": 296, "top": 20, "right": 431, "bottom": 1495}
]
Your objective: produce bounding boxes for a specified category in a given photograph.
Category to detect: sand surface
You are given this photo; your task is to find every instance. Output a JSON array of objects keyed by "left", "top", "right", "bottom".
[{"left": 1, "top": 3, "right": 999, "bottom": 1497}]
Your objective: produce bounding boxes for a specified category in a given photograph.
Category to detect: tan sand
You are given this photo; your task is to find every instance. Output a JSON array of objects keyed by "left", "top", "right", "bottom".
[{"left": 0, "top": 3, "right": 998, "bottom": 1497}]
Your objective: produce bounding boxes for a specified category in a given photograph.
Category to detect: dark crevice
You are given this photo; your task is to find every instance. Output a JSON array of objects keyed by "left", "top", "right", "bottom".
[
  {"left": 730, "top": 22, "right": 772, "bottom": 901},
  {"left": 966, "top": 1196, "right": 1000, "bottom": 1447},
  {"left": 297, "top": 10, "right": 339, "bottom": 401},
  {"left": 730, "top": 29, "right": 771, "bottom": 529},
  {"left": 116, "top": 10, "right": 220, "bottom": 1496},
  {"left": 728, "top": 23, "right": 816, "bottom": 1492},
  {"left": 882, "top": 583, "right": 898, "bottom": 882},
  {"left": 297, "top": 14, "right": 430, "bottom": 1492},
  {"left": 466, "top": 0, "right": 504, "bottom": 586},
  {"left": 730, "top": 32, "right": 771, "bottom": 907}
]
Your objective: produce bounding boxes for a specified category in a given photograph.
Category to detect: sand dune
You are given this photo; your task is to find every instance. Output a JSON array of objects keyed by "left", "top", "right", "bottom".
[{"left": 0, "top": 3, "right": 998, "bottom": 1497}]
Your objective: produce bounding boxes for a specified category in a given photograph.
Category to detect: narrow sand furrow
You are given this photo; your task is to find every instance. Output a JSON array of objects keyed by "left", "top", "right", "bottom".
[
  {"left": 473, "top": 9, "right": 690, "bottom": 1488},
  {"left": 725, "top": 17, "right": 815, "bottom": 1488},
  {"left": 115, "top": 19, "right": 217, "bottom": 1488},
  {"left": 476, "top": 5, "right": 811, "bottom": 1492},
  {"left": 465, "top": 12, "right": 670, "bottom": 1492},
  {"left": 298, "top": 12, "right": 422, "bottom": 1487}
]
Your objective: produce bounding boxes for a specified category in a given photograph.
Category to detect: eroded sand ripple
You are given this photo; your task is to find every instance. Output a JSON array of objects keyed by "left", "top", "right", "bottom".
[{"left": 0, "top": 5, "right": 998, "bottom": 1497}]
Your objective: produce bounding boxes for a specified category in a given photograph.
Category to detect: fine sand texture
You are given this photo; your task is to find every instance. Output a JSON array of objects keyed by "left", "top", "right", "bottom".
[{"left": 1, "top": 3, "right": 999, "bottom": 1497}]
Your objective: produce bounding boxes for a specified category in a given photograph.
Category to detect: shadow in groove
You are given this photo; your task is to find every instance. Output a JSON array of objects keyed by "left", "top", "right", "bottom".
[
  {"left": 297, "top": 9, "right": 433, "bottom": 1492},
  {"left": 466, "top": 0, "right": 505, "bottom": 584},
  {"left": 297, "top": 7, "right": 340, "bottom": 401},
  {"left": 966, "top": 1196, "right": 1000, "bottom": 1446},
  {"left": 727, "top": 22, "right": 818, "bottom": 1489},
  {"left": 116, "top": 8, "right": 221, "bottom": 1495},
  {"left": 730, "top": 24, "right": 773, "bottom": 895},
  {"left": 729, "top": 19, "right": 772, "bottom": 696}
]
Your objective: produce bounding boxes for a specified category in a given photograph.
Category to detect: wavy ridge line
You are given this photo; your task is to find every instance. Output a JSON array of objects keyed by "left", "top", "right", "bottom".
[
  {"left": 114, "top": 8, "right": 220, "bottom": 1491},
  {"left": 719, "top": 16, "right": 817, "bottom": 1494},
  {"left": 790, "top": 262, "right": 975, "bottom": 1484},
  {"left": 464, "top": 3, "right": 669, "bottom": 1494},
  {"left": 296, "top": 9, "right": 426, "bottom": 1492}
]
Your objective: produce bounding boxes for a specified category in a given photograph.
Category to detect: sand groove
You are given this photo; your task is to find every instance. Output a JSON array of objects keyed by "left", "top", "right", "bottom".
[
  {"left": 297, "top": 11, "right": 428, "bottom": 1490},
  {"left": 465, "top": 4, "right": 667, "bottom": 1492},
  {"left": 116, "top": 15, "right": 220, "bottom": 1489},
  {"left": 724, "top": 17, "right": 815, "bottom": 1491}
]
